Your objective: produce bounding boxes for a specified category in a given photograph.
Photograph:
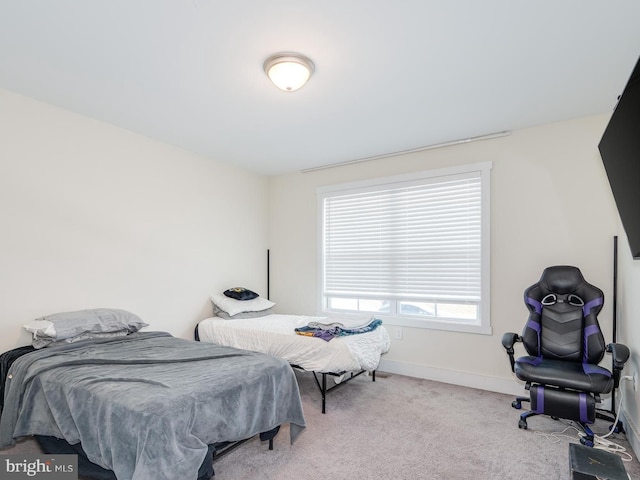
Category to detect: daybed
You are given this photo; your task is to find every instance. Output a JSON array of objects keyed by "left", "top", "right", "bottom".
[
  {"left": 0, "top": 308, "right": 306, "bottom": 480},
  {"left": 196, "top": 293, "right": 390, "bottom": 414}
]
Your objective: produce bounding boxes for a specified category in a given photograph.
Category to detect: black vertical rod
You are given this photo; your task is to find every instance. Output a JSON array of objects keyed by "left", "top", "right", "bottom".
[
  {"left": 613, "top": 236, "right": 618, "bottom": 343},
  {"left": 267, "top": 249, "right": 270, "bottom": 300},
  {"left": 611, "top": 235, "right": 618, "bottom": 414}
]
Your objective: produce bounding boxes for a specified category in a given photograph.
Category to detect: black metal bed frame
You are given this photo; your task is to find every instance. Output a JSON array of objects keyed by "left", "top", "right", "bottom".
[
  {"left": 291, "top": 365, "right": 376, "bottom": 414},
  {"left": 195, "top": 323, "right": 377, "bottom": 415},
  {"left": 213, "top": 426, "right": 277, "bottom": 459}
]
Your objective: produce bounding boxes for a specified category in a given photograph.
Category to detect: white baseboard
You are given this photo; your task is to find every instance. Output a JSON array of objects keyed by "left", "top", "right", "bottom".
[
  {"left": 378, "top": 358, "right": 524, "bottom": 397},
  {"left": 621, "top": 410, "right": 640, "bottom": 461}
]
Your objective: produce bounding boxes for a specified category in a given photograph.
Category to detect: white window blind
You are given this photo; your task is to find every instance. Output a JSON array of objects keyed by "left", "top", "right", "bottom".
[{"left": 321, "top": 171, "right": 482, "bottom": 305}]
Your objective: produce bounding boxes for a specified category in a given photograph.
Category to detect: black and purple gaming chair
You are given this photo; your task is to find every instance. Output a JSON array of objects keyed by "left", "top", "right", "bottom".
[{"left": 502, "top": 265, "right": 630, "bottom": 446}]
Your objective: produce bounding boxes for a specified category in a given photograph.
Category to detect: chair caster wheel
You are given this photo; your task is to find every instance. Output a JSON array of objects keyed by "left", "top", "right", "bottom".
[
  {"left": 610, "top": 421, "right": 625, "bottom": 434},
  {"left": 518, "top": 419, "right": 528, "bottom": 429},
  {"left": 512, "top": 401, "right": 522, "bottom": 409},
  {"left": 580, "top": 438, "right": 594, "bottom": 447}
]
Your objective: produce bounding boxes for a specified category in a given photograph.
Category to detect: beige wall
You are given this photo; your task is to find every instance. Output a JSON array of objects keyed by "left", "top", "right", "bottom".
[
  {"left": 0, "top": 89, "right": 269, "bottom": 352},
  {"left": 268, "top": 114, "right": 620, "bottom": 394}
]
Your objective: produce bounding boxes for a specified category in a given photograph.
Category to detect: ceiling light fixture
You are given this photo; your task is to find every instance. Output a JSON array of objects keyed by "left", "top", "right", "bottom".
[{"left": 264, "top": 53, "right": 315, "bottom": 92}]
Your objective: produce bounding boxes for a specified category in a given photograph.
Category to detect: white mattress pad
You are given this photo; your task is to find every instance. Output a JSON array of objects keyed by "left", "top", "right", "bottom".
[{"left": 197, "top": 314, "right": 390, "bottom": 373}]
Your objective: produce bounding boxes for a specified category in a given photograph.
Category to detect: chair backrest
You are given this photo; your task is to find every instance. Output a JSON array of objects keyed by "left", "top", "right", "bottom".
[{"left": 521, "top": 265, "right": 606, "bottom": 364}]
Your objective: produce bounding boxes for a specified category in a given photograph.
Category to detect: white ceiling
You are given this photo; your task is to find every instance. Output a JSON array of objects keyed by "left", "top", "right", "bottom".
[{"left": 1, "top": 1, "right": 640, "bottom": 176}]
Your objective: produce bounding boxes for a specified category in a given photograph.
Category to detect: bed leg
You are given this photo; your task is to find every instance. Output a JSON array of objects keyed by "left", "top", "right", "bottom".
[
  {"left": 269, "top": 438, "right": 273, "bottom": 450},
  {"left": 322, "top": 373, "right": 327, "bottom": 414},
  {"left": 372, "top": 370, "right": 376, "bottom": 382}
]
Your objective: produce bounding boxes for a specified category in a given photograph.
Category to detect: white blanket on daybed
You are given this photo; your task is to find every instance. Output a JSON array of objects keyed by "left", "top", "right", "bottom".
[{"left": 197, "top": 314, "right": 390, "bottom": 373}]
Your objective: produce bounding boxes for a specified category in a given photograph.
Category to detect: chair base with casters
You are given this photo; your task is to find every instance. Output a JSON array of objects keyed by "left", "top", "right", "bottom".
[
  {"left": 508, "top": 383, "right": 623, "bottom": 446},
  {"left": 502, "top": 266, "right": 630, "bottom": 447}
]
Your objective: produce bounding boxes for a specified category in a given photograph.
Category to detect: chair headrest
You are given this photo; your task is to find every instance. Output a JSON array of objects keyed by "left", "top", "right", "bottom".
[{"left": 538, "top": 265, "right": 585, "bottom": 295}]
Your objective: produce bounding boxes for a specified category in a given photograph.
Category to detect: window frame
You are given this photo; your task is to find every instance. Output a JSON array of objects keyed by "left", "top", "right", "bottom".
[{"left": 317, "top": 161, "right": 492, "bottom": 335}]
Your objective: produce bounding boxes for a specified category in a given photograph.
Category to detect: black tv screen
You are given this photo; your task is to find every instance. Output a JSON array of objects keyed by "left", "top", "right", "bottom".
[{"left": 598, "top": 55, "right": 640, "bottom": 259}]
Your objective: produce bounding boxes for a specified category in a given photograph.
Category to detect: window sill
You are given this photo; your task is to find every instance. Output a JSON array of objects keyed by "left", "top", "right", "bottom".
[{"left": 370, "top": 314, "right": 492, "bottom": 335}]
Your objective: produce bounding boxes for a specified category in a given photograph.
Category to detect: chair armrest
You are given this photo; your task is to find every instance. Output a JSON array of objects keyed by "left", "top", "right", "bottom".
[
  {"left": 606, "top": 343, "right": 630, "bottom": 370},
  {"left": 502, "top": 332, "right": 522, "bottom": 351},
  {"left": 501, "top": 332, "right": 522, "bottom": 372}
]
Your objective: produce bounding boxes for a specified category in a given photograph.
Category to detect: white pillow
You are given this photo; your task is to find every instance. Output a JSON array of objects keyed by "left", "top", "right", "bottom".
[
  {"left": 210, "top": 293, "right": 275, "bottom": 316},
  {"left": 23, "top": 319, "right": 57, "bottom": 337}
]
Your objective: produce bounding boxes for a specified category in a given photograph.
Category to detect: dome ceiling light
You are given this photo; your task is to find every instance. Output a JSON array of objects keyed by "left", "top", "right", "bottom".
[{"left": 263, "top": 53, "right": 315, "bottom": 92}]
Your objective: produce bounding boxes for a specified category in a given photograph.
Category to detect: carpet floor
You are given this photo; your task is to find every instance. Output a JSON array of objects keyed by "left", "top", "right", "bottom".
[
  {"left": 213, "top": 371, "right": 640, "bottom": 480},
  {"left": 2, "top": 371, "right": 639, "bottom": 479}
]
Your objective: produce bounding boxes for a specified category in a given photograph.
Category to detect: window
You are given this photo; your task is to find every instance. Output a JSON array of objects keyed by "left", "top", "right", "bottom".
[{"left": 318, "top": 162, "right": 491, "bottom": 334}]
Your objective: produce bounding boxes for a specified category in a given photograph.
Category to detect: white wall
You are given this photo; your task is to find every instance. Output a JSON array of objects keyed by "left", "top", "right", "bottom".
[
  {"left": 268, "top": 114, "right": 620, "bottom": 395},
  {"left": 0, "top": 89, "right": 269, "bottom": 352}
]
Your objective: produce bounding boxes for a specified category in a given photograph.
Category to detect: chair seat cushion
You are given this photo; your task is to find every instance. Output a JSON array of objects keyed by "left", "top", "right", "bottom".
[{"left": 514, "top": 356, "right": 613, "bottom": 394}]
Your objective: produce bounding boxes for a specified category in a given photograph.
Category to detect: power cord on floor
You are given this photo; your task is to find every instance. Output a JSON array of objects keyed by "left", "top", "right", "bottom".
[
  {"left": 535, "top": 422, "right": 584, "bottom": 444},
  {"left": 589, "top": 376, "right": 633, "bottom": 462},
  {"left": 535, "top": 376, "right": 634, "bottom": 463}
]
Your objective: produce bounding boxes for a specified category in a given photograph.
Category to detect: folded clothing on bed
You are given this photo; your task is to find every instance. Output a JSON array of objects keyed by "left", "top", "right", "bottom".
[
  {"left": 295, "top": 318, "right": 383, "bottom": 342},
  {"left": 306, "top": 321, "right": 345, "bottom": 330}
]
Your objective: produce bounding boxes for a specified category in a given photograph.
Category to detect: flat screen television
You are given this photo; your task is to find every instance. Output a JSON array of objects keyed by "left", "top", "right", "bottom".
[{"left": 598, "top": 55, "right": 640, "bottom": 259}]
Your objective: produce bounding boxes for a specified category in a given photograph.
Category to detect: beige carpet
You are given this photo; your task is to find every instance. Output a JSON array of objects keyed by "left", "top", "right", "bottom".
[
  {"left": 2, "top": 371, "right": 639, "bottom": 479},
  {"left": 214, "top": 371, "right": 640, "bottom": 480}
]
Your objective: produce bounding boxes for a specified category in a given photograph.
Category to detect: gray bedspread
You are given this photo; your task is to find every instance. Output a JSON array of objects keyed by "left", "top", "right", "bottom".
[{"left": 0, "top": 331, "right": 306, "bottom": 480}]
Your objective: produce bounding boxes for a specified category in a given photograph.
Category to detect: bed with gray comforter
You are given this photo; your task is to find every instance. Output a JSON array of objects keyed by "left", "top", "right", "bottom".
[{"left": 0, "top": 331, "right": 306, "bottom": 479}]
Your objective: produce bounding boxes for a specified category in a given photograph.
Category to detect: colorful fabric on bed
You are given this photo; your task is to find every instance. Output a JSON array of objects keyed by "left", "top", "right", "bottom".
[
  {"left": 294, "top": 318, "right": 383, "bottom": 341},
  {"left": 0, "top": 332, "right": 305, "bottom": 480}
]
